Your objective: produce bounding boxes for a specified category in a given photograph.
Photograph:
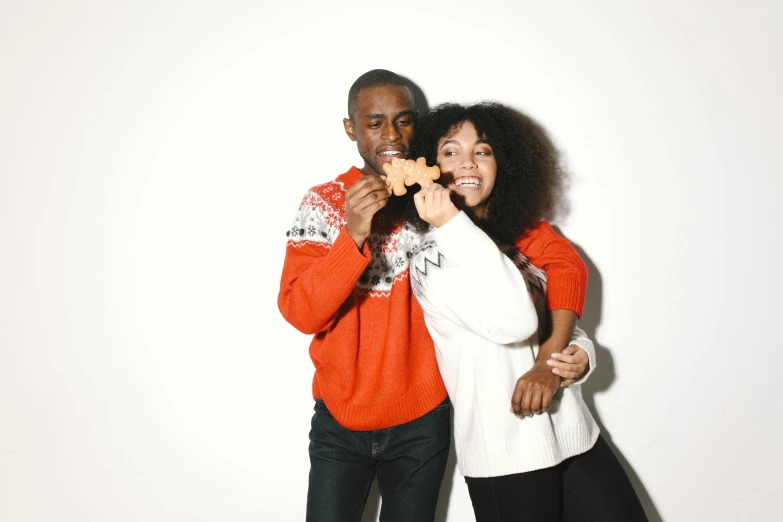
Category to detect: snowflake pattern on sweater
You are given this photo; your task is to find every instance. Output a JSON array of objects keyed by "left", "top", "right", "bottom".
[{"left": 286, "top": 179, "right": 422, "bottom": 296}]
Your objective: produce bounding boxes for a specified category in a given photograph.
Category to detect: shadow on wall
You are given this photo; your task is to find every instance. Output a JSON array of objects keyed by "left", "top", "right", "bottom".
[
  {"left": 401, "top": 73, "right": 431, "bottom": 119},
  {"left": 554, "top": 227, "right": 664, "bottom": 522}
]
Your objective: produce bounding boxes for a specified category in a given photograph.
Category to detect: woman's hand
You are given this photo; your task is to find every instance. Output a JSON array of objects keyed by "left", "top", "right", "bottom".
[
  {"left": 547, "top": 345, "right": 589, "bottom": 387},
  {"left": 413, "top": 183, "right": 460, "bottom": 228}
]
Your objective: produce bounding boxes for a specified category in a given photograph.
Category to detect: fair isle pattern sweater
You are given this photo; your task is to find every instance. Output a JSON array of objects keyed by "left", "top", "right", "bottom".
[
  {"left": 411, "top": 212, "right": 600, "bottom": 478},
  {"left": 278, "top": 167, "right": 448, "bottom": 431}
]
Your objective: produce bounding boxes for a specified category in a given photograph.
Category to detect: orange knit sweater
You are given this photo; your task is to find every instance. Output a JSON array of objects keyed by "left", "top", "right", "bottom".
[
  {"left": 516, "top": 222, "right": 588, "bottom": 318},
  {"left": 278, "top": 167, "right": 587, "bottom": 431}
]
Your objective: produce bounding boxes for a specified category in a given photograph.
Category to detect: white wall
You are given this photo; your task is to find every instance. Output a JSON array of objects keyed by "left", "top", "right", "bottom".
[{"left": 1, "top": 1, "right": 780, "bottom": 520}]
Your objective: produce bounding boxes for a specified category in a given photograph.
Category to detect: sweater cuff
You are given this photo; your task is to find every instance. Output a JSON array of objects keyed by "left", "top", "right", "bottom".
[
  {"left": 547, "top": 275, "right": 586, "bottom": 318},
  {"left": 328, "top": 227, "right": 372, "bottom": 276},
  {"left": 568, "top": 334, "right": 596, "bottom": 385}
]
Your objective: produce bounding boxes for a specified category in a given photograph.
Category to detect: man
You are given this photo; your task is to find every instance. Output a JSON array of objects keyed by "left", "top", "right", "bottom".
[{"left": 278, "top": 69, "right": 450, "bottom": 522}]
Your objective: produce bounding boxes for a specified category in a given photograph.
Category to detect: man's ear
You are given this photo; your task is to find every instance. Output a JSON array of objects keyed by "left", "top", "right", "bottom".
[{"left": 343, "top": 118, "right": 357, "bottom": 142}]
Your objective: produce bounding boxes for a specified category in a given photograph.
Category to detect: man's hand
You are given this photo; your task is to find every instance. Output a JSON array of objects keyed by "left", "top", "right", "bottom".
[
  {"left": 511, "top": 364, "right": 561, "bottom": 417},
  {"left": 413, "top": 183, "right": 459, "bottom": 228},
  {"left": 345, "top": 174, "right": 391, "bottom": 249},
  {"left": 547, "top": 345, "right": 589, "bottom": 387}
]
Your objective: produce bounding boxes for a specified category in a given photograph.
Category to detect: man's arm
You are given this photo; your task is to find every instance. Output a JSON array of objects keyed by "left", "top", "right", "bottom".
[
  {"left": 278, "top": 228, "right": 371, "bottom": 334},
  {"left": 516, "top": 222, "right": 588, "bottom": 317},
  {"left": 277, "top": 176, "right": 391, "bottom": 334},
  {"left": 511, "top": 309, "right": 576, "bottom": 416},
  {"left": 511, "top": 222, "right": 589, "bottom": 416}
]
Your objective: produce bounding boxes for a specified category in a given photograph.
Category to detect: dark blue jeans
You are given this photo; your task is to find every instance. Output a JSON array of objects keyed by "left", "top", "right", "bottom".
[{"left": 306, "top": 397, "right": 451, "bottom": 522}]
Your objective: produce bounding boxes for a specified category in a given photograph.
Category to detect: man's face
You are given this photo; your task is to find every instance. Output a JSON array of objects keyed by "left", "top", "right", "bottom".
[{"left": 343, "top": 85, "right": 416, "bottom": 177}]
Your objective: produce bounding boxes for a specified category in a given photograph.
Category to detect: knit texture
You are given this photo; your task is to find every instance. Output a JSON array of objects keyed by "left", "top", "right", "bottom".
[
  {"left": 278, "top": 167, "right": 448, "bottom": 431},
  {"left": 516, "top": 222, "right": 588, "bottom": 318},
  {"left": 411, "top": 212, "right": 599, "bottom": 478}
]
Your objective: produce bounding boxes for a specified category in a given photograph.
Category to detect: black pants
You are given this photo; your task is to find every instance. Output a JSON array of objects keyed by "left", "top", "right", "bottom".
[
  {"left": 306, "top": 397, "right": 451, "bottom": 522},
  {"left": 465, "top": 434, "right": 648, "bottom": 522}
]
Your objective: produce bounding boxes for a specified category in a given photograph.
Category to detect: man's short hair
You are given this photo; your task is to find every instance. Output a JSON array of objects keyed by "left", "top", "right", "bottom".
[{"left": 347, "top": 69, "right": 415, "bottom": 120}]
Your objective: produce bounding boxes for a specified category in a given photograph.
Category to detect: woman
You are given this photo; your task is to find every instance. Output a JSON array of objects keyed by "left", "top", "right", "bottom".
[{"left": 409, "top": 102, "right": 648, "bottom": 522}]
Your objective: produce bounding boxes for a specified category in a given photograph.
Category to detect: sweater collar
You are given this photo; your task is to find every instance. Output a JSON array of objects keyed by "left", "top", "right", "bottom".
[{"left": 336, "top": 166, "right": 366, "bottom": 190}]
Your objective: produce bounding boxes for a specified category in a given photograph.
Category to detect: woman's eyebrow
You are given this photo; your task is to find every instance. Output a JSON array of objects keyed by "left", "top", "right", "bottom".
[{"left": 439, "top": 139, "right": 460, "bottom": 148}]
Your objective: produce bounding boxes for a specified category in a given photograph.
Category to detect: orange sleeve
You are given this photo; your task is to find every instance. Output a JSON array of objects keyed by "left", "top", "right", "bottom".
[
  {"left": 278, "top": 223, "right": 371, "bottom": 335},
  {"left": 515, "top": 222, "right": 588, "bottom": 318}
]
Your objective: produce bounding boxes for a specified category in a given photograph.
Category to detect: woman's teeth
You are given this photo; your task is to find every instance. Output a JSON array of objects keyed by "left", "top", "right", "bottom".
[{"left": 455, "top": 177, "right": 481, "bottom": 187}]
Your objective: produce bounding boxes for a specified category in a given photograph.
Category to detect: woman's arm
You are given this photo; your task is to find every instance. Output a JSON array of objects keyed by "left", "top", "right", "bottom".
[
  {"left": 510, "top": 309, "right": 575, "bottom": 416},
  {"left": 412, "top": 185, "right": 538, "bottom": 343}
]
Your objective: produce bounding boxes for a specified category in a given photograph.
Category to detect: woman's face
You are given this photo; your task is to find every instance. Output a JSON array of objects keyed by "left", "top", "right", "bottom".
[{"left": 436, "top": 121, "right": 497, "bottom": 219}]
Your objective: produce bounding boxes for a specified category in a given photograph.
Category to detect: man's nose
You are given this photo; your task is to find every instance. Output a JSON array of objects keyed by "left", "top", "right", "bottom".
[{"left": 381, "top": 123, "right": 401, "bottom": 142}]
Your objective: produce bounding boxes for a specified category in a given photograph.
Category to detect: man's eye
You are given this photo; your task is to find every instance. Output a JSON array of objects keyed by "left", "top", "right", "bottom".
[
  {"left": 397, "top": 119, "right": 411, "bottom": 126},
  {"left": 368, "top": 122, "right": 382, "bottom": 129}
]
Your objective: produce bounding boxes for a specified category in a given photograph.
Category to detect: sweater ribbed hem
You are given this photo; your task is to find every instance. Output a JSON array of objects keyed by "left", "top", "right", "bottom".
[
  {"left": 547, "top": 275, "right": 586, "bottom": 318},
  {"left": 315, "top": 373, "right": 448, "bottom": 431},
  {"left": 458, "top": 421, "right": 600, "bottom": 478}
]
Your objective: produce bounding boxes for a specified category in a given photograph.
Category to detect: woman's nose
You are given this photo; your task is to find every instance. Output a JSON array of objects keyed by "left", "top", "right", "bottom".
[{"left": 460, "top": 156, "right": 477, "bottom": 169}]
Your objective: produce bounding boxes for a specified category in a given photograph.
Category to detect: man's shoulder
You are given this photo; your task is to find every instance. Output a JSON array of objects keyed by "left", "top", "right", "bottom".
[
  {"left": 515, "top": 221, "right": 573, "bottom": 251},
  {"left": 286, "top": 170, "right": 359, "bottom": 245},
  {"left": 301, "top": 167, "right": 361, "bottom": 200}
]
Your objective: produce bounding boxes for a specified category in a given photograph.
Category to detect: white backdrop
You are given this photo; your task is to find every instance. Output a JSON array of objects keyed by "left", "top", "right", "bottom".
[{"left": 1, "top": 1, "right": 781, "bottom": 521}]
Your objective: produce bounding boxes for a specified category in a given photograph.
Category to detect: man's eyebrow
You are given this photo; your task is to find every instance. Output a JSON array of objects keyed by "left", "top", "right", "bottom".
[
  {"left": 394, "top": 109, "right": 416, "bottom": 119},
  {"left": 363, "top": 109, "right": 416, "bottom": 120}
]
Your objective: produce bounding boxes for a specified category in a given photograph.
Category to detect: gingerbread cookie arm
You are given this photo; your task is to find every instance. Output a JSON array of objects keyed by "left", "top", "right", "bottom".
[
  {"left": 382, "top": 158, "right": 409, "bottom": 196},
  {"left": 404, "top": 157, "right": 441, "bottom": 187}
]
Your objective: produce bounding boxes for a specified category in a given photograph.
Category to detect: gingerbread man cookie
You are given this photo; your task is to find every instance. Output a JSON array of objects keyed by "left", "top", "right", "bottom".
[
  {"left": 381, "top": 157, "right": 441, "bottom": 196},
  {"left": 381, "top": 158, "right": 414, "bottom": 196},
  {"left": 404, "top": 157, "right": 440, "bottom": 188}
]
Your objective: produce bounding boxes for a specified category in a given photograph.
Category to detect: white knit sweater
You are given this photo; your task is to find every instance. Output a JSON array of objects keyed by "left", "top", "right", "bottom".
[{"left": 411, "top": 212, "right": 600, "bottom": 478}]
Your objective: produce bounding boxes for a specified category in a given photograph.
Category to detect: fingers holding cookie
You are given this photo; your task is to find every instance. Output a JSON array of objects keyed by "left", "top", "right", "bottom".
[
  {"left": 413, "top": 183, "right": 459, "bottom": 228},
  {"left": 383, "top": 157, "right": 441, "bottom": 195}
]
